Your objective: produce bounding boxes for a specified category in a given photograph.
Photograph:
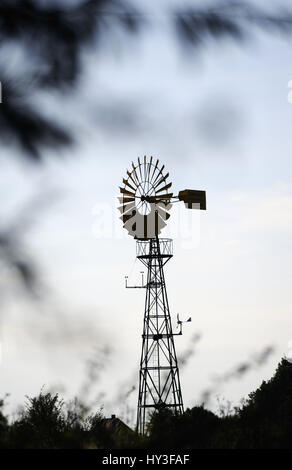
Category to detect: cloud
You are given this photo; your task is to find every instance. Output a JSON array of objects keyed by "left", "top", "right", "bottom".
[{"left": 236, "top": 194, "right": 292, "bottom": 232}]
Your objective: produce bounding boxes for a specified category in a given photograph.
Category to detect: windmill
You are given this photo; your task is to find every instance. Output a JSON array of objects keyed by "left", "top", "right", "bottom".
[{"left": 118, "top": 156, "right": 206, "bottom": 434}]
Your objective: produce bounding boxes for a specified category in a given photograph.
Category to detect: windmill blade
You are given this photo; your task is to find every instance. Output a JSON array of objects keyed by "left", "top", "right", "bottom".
[
  {"left": 127, "top": 170, "right": 138, "bottom": 187},
  {"left": 155, "top": 206, "right": 171, "bottom": 220},
  {"left": 144, "top": 155, "right": 147, "bottom": 181},
  {"left": 156, "top": 182, "right": 172, "bottom": 194},
  {"left": 152, "top": 167, "right": 165, "bottom": 186},
  {"left": 152, "top": 164, "right": 165, "bottom": 185},
  {"left": 131, "top": 162, "right": 140, "bottom": 185},
  {"left": 150, "top": 193, "right": 173, "bottom": 201},
  {"left": 119, "top": 187, "right": 136, "bottom": 197},
  {"left": 118, "top": 201, "right": 136, "bottom": 214},
  {"left": 128, "top": 212, "right": 151, "bottom": 237},
  {"left": 118, "top": 196, "right": 135, "bottom": 204},
  {"left": 132, "top": 211, "right": 166, "bottom": 238},
  {"left": 124, "top": 219, "right": 136, "bottom": 237},
  {"left": 137, "top": 157, "right": 143, "bottom": 181},
  {"left": 148, "top": 156, "right": 153, "bottom": 181},
  {"left": 143, "top": 157, "right": 149, "bottom": 194},
  {"left": 155, "top": 200, "right": 172, "bottom": 211},
  {"left": 154, "top": 211, "right": 167, "bottom": 233},
  {"left": 140, "top": 156, "right": 146, "bottom": 192},
  {"left": 145, "top": 162, "right": 150, "bottom": 185},
  {"left": 123, "top": 216, "right": 137, "bottom": 234},
  {"left": 132, "top": 213, "right": 147, "bottom": 239},
  {"left": 150, "top": 158, "right": 159, "bottom": 183},
  {"left": 144, "top": 157, "right": 151, "bottom": 185},
  {"left": 123, "top": 178, "right": 136, "bottom": 192},
  {"left": 154, "top": 172, "right": 169, "bottom": 189},
  {"left": 120, "top": 211, "right": 135, "bottom": 223},
  {"left": 149, "top": 201, "right": 171, "bottom": 215}
]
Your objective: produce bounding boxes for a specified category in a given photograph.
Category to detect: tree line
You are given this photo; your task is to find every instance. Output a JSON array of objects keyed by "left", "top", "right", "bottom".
[{"left": 0, "top": 358, "right": 291, "bottom": 448}]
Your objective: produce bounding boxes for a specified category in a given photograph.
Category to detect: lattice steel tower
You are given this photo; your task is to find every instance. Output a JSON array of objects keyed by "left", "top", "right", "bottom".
[
  {"left": 118, "top": 156, "right": 206, "bottom": 434},
  {"left": 135, "top": 237, "right": 184, "bottom": 434}
]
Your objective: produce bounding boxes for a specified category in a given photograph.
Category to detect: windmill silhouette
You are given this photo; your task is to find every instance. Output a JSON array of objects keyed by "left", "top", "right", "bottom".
[{"left": 118, "top": 156, "right": 206, "bottom": 434}]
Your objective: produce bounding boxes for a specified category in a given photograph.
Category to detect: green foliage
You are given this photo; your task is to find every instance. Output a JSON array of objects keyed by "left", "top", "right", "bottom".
[
  {"left": 147, "top": 406, "right": 220, "bottom": 449},
  {"left": 235, "top": 358, "right": 292, "bottom": 448},
  {"left": 2, "top": 359, "right": 292, "bottom": 448},
  {"left": 144, "top": 359, "right": 292, "bottom": 449},
  {"left": 9, "top": 391, "right": 66, "bottom": 448},
  {"left": 147, "top": 408, "right": 179, "bottom": 448}
]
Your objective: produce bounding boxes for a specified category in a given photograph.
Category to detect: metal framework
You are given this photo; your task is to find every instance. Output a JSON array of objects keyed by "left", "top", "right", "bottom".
[
  {"left": 119, "top": 157, "right": 206, "bottom": 435},
  {"left": 130, "top": 237, "right": 184, "bottom": 435}
]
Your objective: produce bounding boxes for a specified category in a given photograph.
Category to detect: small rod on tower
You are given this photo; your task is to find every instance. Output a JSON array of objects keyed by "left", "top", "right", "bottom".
[{"left": 124, "top": 271, "right": 146, "bottom": 289}]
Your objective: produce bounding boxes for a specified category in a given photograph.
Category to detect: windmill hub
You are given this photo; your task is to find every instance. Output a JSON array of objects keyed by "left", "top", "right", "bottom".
[{"left": 137, "top": 194, "right": 152, "bottom": 215}]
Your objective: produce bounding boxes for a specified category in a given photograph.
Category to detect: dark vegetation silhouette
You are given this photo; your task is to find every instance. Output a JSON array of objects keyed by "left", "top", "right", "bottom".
[
  {"left": 1, "top": 1, "right": 292, "bottom": 450},
  {"left": 0, "top": 358, "right": 292, "bottom": 449},
  {"left": 147, "top": 359, "right": 292, "bottom": 449}
]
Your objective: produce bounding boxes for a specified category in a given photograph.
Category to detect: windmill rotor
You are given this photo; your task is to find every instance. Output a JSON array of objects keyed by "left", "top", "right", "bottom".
[
  {"left": 118, "top": 156, "right": 173, "bottom": 239},
  {"left": 118, "top": 156, "right": 206, "bottom": 239}
]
